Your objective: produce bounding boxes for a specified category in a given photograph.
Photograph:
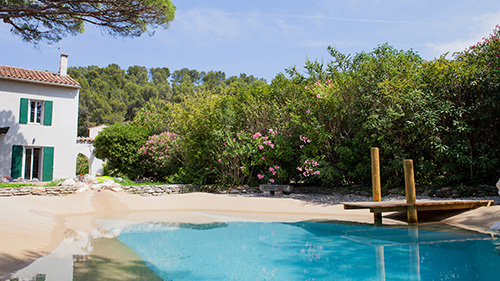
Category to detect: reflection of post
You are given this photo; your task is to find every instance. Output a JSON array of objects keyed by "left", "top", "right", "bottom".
[
  {"left": 408, "top": 228, "right": 421, "bottom": 281},
  {"left": 371, "top": 147, "right": 382, "bottom": 225},
  {"left": 404, "top": 159, "right": 418, "bottom": 224},
  {"left": 375, "top": 245, "right": 386, "bottom": 281}
]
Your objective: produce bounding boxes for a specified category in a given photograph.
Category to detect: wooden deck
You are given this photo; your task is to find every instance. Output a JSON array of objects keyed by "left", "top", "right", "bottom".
[
  {"left": 345, "top": 149, "right": 495, "bottom": 224},
  {"left": 343, "top": 200, "right": 494, "bottom": 224}
]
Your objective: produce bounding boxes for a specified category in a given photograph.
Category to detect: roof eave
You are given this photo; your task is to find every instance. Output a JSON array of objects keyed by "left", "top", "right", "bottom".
[{"left": 0, "top": 76, "right": 81, "bottom": 89}]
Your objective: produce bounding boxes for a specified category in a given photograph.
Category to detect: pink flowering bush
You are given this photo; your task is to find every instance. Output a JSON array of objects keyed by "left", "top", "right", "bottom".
[
  {"left": 137, "top": 132, "right": 183, "bottom": 181},
  {"left": 215, "top": 129, "right": 286, "bottom": 186},
  {"left": 297, "top": 159, "right": 321, "bottom": 178}
]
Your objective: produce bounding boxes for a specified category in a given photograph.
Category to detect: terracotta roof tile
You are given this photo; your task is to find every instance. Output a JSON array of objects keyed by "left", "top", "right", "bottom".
[
  {"left": 0, "top": 65, "right": 80, "bottom": 88},
  {"left": 77, "top": 136, "right": 95, "bottom": 142}
]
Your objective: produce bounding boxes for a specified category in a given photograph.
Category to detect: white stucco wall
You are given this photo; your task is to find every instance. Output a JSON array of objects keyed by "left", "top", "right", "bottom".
[
  {"left": 0, "top": 79, "right": 80, "bottom": 180},
  {"left": 76, "top": 141, "right": 105, "bottom": 176}
]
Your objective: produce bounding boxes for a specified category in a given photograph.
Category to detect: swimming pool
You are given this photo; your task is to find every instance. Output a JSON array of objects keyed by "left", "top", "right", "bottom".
[
  {"left": 116, "top": 221, "right": 499, "bottom": 280},
  {"left": 8, "top": 218, "right": 500, "bottom": 280}
]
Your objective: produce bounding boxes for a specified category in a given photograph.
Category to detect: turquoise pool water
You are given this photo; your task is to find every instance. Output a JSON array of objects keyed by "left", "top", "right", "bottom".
[{"left": 117, "top": 221, "right": 500, "bottom": 281}]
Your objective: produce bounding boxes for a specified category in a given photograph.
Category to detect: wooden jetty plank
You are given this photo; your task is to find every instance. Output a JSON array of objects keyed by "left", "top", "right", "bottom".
[
  {"left": 413, "top": 200, "right": 493, "bottom": 211},
  {"left": 343, "top": 200, "right": 494, "bottom": 214}
]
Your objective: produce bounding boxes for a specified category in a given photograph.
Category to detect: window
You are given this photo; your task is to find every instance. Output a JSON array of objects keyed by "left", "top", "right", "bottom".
[
  {"left": 30, "top": 101, "right": 43, "bottom": 124},
  {"left": 19, "top": 98, "right": 52, "bottom": 125}
]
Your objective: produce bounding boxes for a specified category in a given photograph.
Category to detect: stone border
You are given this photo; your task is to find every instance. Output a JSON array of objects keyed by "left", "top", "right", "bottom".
[{"left": 0, "top": 184, "right": 191, "bottom": 197}]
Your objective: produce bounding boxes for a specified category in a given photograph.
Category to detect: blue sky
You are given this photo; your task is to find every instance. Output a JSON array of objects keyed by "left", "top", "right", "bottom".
[{"left": 1, "top": 0, "right": 500, "bottom": 82}]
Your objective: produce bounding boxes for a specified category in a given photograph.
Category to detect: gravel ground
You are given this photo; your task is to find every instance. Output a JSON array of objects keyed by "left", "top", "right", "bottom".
[{"left": 233, "top": 186, "right": 500, "bottom": 206}]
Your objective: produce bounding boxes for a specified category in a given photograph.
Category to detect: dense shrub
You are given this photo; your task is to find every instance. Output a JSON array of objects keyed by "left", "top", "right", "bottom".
[
  {"left": 94, "top": 123, "right": 150, "bottom": 179},
  {"left": 138, "top": 132, "right": 183, "bottom": 181},
  {"left": 94, "top": 27, "right": 500, "bottom": 190}
]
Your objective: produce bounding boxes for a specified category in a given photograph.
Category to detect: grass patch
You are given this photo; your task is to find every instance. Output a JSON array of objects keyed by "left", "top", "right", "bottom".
[
  {"left": 44, "top": 179, "right": 63, "bottom": 187},
  {"left": 115, "top": 178, "right": 169, "bottom": 186},
  {"left": 0, "top": 183, "right": 36, "bottom": 188}
]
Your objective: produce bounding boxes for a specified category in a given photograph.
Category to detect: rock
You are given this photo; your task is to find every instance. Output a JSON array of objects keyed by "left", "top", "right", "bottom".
[
  {"left": 110, "top": 186, "right": 123, "bottom": 192},
  {"left": 13, "top": 177, "right": 24, "bottom": 182},
  {"left": 496, "top": 178, "right": 500, "bottom": 195},
  {"left": 0, "top": 177, "right": 8, "bottom": 183},
  {"left": 83, "top": 174, "right": 98, "bottom": 185},
  {"left": 31, "top": 186, "right": 45, "bottom": 192},
  {"left": 101, "top": 179, "right": 118, "bottom": 188},
  {"left": 76, "top": 185, "right": 90, "bottom": 193},
  {"left": 91, "top": 184, "right": 102, "bottom": 191},
  {"left": 74, "top": 182, "right": 86, "bottom": 188},
  {"left": 31, "top": 178, "right": 40, "bottom": 182},
  {"left": 59, "top": 178, "right": 76, "bottom": 186}
]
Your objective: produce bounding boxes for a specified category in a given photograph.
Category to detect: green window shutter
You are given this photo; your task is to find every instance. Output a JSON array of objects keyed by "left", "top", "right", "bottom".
[
  {"left": 42, "top": 147, "right": 54, "bottom": 181},
  {"left": 43, "top": 100, "right": 53, "bottom": 126},
  {"left": 19, "top": 98, "right": 28, "bottom": 124},
  {"left": 11, "top": 145, "right": 23, "bottom": 179}
]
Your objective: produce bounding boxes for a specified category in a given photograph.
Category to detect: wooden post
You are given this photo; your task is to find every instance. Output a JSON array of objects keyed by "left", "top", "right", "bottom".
[
  {"left": 371, "top": 147, "right": 382, "bottom": 224},
  {"left": 404, "top": 159, "right": 418, "bottom": 224}
]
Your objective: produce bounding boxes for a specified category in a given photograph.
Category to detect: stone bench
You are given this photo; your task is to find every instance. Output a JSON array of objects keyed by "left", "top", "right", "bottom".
[{"left": 259, "top": 184, "right": 292, "bottom": 196}]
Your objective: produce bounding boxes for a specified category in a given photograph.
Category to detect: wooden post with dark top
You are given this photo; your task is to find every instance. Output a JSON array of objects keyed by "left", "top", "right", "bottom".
[
  {"left": 371, "top": 147, "right": 382, "bottom": 224},
  {"left": 404, "top": 159, "right": 418, "bottom": 224}
]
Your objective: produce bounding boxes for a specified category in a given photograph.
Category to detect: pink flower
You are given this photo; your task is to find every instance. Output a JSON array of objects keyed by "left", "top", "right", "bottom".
[
  {"left": 240, "top": 166, "right": 244, "bottom": 169},
  {"left": 257, "top": 174, "right": 264, "bottom": 179},
  {"left": 300, "top": 145, "right": 304, "bottom": 149},
  {"left": 253, "top": 132, "right": 262, "bottom": 139},
  {"left": 269, "top": 179, "right": 275, "bottom": 183},
  {"left": 269, "top": 144, "right": 275, "bottom": 148},
  {"left": 275, "top": 166, "right": 280, "bottom": 169},
  {"left": 316, "top": 94, "right": 321, "bottom": 98},
  {"left": 218, "top": 159, "right": 222, "bottom": 162},
  {"left": 259, "top": 145, "right": 264, "bottom": 150},
  {"left": 314, "top": 171, "right": 321, "bottom": 175},
  {"left": 269, "top": 167, "right": 274, "bottom": 172},
  {"left": 306, "top": 109, "right": 310, "bottom": 115},
  {"left": 262, "top": 157, "right": 265, "bottom": 160}
]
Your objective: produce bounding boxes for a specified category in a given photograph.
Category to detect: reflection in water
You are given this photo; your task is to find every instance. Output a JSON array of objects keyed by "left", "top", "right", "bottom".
[{"left": 6, "top": 220, "right": 500, "bottom": 280}]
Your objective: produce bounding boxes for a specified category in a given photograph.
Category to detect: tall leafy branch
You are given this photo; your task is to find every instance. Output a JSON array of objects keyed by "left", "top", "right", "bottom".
[{"left": 0, "top": 0, "right": 176, "bottom": 43}]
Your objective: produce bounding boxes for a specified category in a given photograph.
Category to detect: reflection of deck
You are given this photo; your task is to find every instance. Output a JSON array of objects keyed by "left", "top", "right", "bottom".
[{"left": 343, "top": 200, "right": 494, "bottom": 223}]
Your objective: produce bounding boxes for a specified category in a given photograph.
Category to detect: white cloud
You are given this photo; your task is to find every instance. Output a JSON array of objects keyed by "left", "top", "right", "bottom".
[
  {"left": 174, "top": 9, "right": 241, "bottom": 41},
  {"left": 426, "top": 10, "right": 500, "bottom": 58}
]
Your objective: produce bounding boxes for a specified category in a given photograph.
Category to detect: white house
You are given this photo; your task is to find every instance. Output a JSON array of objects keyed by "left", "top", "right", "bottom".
[{"left": 0, "top": 54, "right": 81, "bottom": 181}]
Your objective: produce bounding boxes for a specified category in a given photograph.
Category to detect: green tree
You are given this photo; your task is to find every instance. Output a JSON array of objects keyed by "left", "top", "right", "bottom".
[
  {"left": 94, "top": 123, "right": 150, "bottom": 179},
  {"left": 0, "top": 0, "right": 176, "bottom": 44}
]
